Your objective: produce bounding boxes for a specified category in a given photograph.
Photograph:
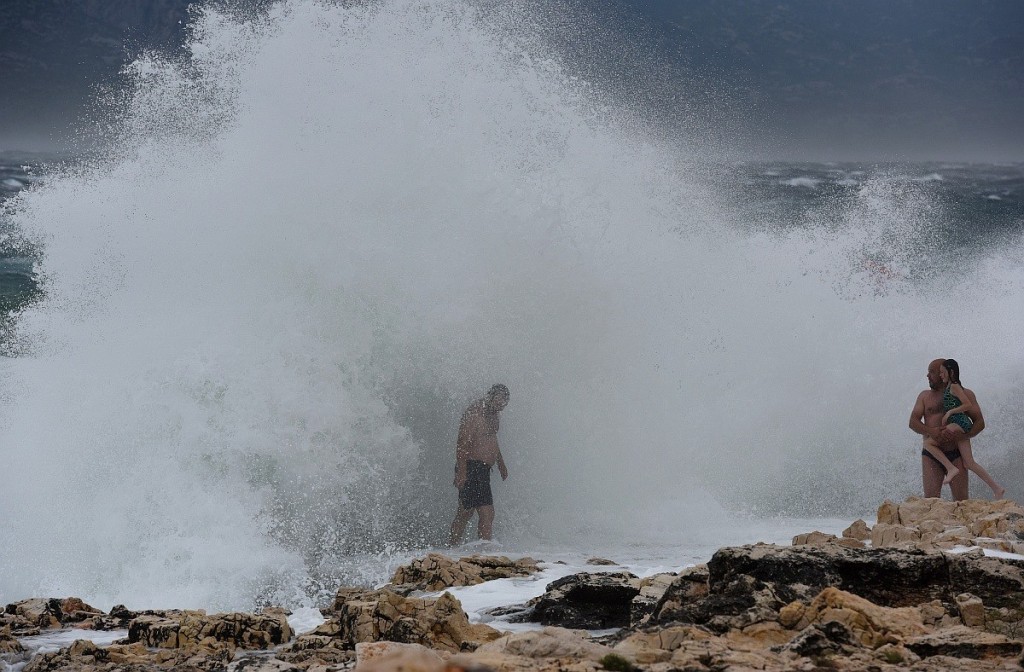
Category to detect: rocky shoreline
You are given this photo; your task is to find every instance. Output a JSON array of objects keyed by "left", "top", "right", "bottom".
[{"left": 5, "top": 497, "right": 1024, "bottom": 672}]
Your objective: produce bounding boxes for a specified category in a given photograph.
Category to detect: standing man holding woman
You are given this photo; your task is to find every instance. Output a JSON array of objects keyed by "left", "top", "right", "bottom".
[{"left": 910, "top": 358, "right": 1003, "bottom": 500}]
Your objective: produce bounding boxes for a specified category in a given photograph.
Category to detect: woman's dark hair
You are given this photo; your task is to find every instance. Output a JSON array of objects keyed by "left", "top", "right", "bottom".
[{"left": 942, "top": 359, "right": 962, "bottom": 385}]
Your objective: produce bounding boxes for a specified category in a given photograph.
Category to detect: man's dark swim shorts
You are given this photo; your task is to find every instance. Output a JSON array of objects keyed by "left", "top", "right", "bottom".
[
  {"left": 922, "top": 446, "right": 962, "bottom": 469},
  {"left": 459, "top": 459, "right": 493, "bottom": 509}
]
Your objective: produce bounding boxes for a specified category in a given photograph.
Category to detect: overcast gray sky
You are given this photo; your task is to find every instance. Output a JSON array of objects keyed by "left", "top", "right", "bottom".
[{"left": 1, "top": 0, "right": 1021, "bottom": 160}]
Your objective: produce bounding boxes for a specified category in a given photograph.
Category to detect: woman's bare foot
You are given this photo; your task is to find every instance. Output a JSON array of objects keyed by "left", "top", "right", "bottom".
[
  {"left": 942, "top": 467, "right": 960, "bottom": 485},
  {"left": 993, "top": 486, "right": 1006, "bottom": 500}
]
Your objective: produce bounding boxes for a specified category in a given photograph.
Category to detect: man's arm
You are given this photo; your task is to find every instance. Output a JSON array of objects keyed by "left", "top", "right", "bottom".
[
  {"left": 954, "top": 388, "right": 985, "bottom": 440},
  {"left": 496, "top": 447, "right": 508, "bottom": 481},
  {"left": 909, "top": 392, "right": 940, "bottom": 439},
  {"left": 941, "top": 383, "right": 975, "bottom": 422}
]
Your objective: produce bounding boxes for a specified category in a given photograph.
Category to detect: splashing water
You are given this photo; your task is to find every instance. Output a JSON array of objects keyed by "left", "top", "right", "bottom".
[{"left": 1, "top": 0, "right": 1022, "bottom": 610}]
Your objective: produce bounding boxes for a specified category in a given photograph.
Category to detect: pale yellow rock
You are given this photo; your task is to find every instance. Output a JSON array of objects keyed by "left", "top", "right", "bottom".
[
  {"left": 970, "top": 513, "right": 1010, "bottom": 538},
  {"left": 778, "top": 601, "right": 805, "bottom": 629},
  {"left": 918, "top": 600, "right": 946, "bottom": 627},
  {"left": 355, "top": 647, "right": 446, "bottom": 672},
  {"left": 917, "top": 519, "right": 946, "bottom": 540},
  {"left": 955, "top": 593, "right": 985, "bottom": 628},
  {"left": 933, "top": 526, "right": 973, "bottom": 546},
  {"left": 896, "top": 497, "right": 956, "bottom": 525},
  {"left": 842, "top": 519, "right": 871, "bottom": 541},
  {"left": 476, "top": 627, "right": 614, "bottom": 661},
  {"left": 870, "top": 522, "right": 921, "bottom": 547},
  {"left": 877, "top": 499, "right": 899, "bottom": 525},
  {"left": 791, "top": 531, "right": 837, "bottom": 546},
  {"left": 800, "top": 587, "right": 926, "bottom": 648},
  {"left": 731, "top": 621, "right": 791, "bottom": 647},
  {"left": 355, "top": 642, "right": 444, "bottom": 667}
]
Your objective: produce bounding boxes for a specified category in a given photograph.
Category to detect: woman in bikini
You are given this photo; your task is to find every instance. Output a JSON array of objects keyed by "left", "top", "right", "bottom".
[{"left": 922, "top": 359, "right": 1004, "bottom": 497}]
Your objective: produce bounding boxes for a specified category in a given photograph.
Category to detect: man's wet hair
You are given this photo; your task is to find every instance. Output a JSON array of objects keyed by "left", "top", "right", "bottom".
[{"left": 487, "top": 383, "right": 510, "bottom": 400}]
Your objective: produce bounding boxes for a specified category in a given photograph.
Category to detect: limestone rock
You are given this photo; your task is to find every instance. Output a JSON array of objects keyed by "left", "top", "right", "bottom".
[
  {"left": 529, "top": 572, "right": 640, "bottom": 629},
  {"left": 355, "top": 641, "right": 445, "bottom": 666},
  {"left": 956, "top": 593, "right": 986, "bottom": 628},
  {"left": 388, "top": 554, "right": 538, "bottom": 593},
  {"left": 354, "top": 646, "right": 447, "bottom": 672},
  {"left": 792, "top": 531, "right": 864, "bottom": 549},
  {"left": 4, "top": 598, "right": 63, "bottom": 629},
  {"left": 226, "top": 658, "right": 302, "bottom": 672},
  {"left": 791, "top": 587, "right": 926, "bottom": 648},
  {"left": 629, "top": 572, "right": 676, "bottom": 627},
  {"left": 128, "top": 609, "right": 292, "bottom": 652},
  {"left": 842, "top": 519, "right": 871, "bottom": 541},
  {"left": 328, "top": 589, "right": 499, "bottom": 652},
  {"left": 475, "top": 627, "right": 613, "bottom": 661},
  {"left": 905, "top": 625, "right": 1024, "bottom": 659},
  {"left": 0, "top": 623, "right": 24, "bottom": 653}
]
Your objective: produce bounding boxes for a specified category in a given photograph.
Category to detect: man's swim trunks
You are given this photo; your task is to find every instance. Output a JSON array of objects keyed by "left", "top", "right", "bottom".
[
  {"left": 459, "top": 459, "right": 493, "bottom": 509},
  {"left": 922, "top": 446, "right": 962, "bottom": 468},
  {"left": 942, "top": 386, "right": 973, "bottom": 433}
]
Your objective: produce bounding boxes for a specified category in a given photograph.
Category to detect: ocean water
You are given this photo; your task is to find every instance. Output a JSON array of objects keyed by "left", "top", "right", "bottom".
[{"left": 1, "top": 0, "right": 1023, "bottom": 613}]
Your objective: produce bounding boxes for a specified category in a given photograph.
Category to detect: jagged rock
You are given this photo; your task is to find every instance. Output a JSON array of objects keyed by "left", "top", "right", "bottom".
[
  {"left": 5, "top": 598, "right": 63, "bottom": 629},
  {"left": 0, "top": 623, "right": 24, "bottom": 653},
  {"left": 355, "top": 647, "right": 447, "bottom": 672},
  {"left": 226, "top": 658, "right": 302, "bottom": 672},
  {"left": 475, "top": 627, "right": 614, "bottom": 661},
  {"left": 648, "top": 540, "right": 1024, "bottom": 637},
  {"left": 905, "top": 626, "right": 1023, "bottom": 659},
  {"left": 276, "top": 633, "right": 354, "bottom": 667},
  {"left": 843, "top": 519, "right": 872, "bottom": 541},
  {"left": 956, "top": 593, "right": 986, "bottom": 628},
  {"left": 388, "top": 554, "right": 538, "bottom": 593},
  {"left": 57, "top": 598, "right": 103, "bottom": 625},
  {"left": 614, "top": 623, "right": 788, "bottom": 671},
  {"left": 790, "top": 587, "right": 926, "bottom": 648},
  {"left": 647, "top": 564, "right": 709, "bottom": 624},
  {"left": 872, "top": 497, "right": 1024, "bottom": 552},
  {"left": 128, "top": 609, "right": 292, "bottom": 652},
  {"left": 584, "top": 558, "right": 617, "bottom": 566},
  {"left": 327, "top": 587, "right": 377, "bottom": 615},
  {"left": 355, "top": 641, "right": 445, "bottom": 671},
  {"left": 529, "top": 572, "right": 640, "bottom": 629},
  {"left": 792, "top": 530, "right": 865, "bottom": 548},
  {"left": 779, "top": 620, "right": 856, "bottom": 656},
  {"left": 629, "top": 572, "right": 676, "bottom": 627},
  {"left": 324, "top": 589, "right": 499, "bottom": 652}
]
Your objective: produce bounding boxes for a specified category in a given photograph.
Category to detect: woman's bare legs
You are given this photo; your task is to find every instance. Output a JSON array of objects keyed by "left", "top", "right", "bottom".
[
  {"left": 922, "top": 437, "right": 961, "bottom": 485},
  {"left": 958, "top": 438, "right": 1006, "bottom": 499}
]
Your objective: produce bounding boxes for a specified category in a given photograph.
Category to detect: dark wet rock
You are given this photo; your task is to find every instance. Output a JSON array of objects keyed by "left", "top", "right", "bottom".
[
  {"left": 778, "top": 621, "right": 856, "bottom": 656},
  {"left": 530, "top": 572, "right": 640, "bottom": 630},
  {"left": 650, "top": 542, "right": 1024, "bottom": 634},
  {"left": 905, "top": 626, "right": 1023, "bottom": 659}
]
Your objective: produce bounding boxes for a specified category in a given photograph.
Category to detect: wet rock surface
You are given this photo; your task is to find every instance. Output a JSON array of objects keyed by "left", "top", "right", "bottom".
[{"left": 7, "top": 498, "right": 1024, "bottom": 671}]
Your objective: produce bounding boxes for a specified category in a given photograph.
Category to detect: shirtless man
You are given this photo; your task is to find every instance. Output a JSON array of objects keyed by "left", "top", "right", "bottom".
[
  {"left": 909, "top": 358, "right": 985, "bottom": 499},
  {"left": 449, "top": 384, "right": 510, "bottom": 545}
]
